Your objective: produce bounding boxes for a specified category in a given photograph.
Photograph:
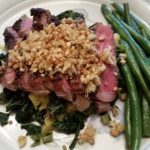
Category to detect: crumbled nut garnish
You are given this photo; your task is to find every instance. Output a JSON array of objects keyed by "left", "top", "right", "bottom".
[
  {"left": 117, "top": 87, "right": 122, "bottom": 92},
  {"left": 110, "top": 127, "right": 120, "bottom": 137},
  {"left": 120, "top": 59, "right": 126, "bottom": 64},
  {"left": 78, "top": 124, "right": 96, "bottom": 145},
  {"left": 120, "top": 93, "right": 127, "bottom": 101},
  {"left": 62, "top": 145, "right": 67, "bottom": 150},
  {"left": 5, "top": 18, "right": 117, "bottom": 94},
  {"left": 110, "top": 122, "right": 125, "bottom": 137},
  {"left": 119, "top": 53, "right": 127, "bottom": 64},
  {"left": 17, "top": 135, "right": 27, "bottom": 148},
  {"left": 114, "top": 33, "right": 120, "bottom": 46},
  {"left": 116, "top": 123, "right": 125, "bottom": 133},
  {"left": 112, "top": 106, "right": 119, "bottom": 117},
  {"left": 101, "top": 48, "right": 116, "bottom": 66},
  {"left": 119, "top": 53, "right": 127, "bottom": 59},
  {"left": 109, "top": 120, "right": 118, "bottom": 127}
]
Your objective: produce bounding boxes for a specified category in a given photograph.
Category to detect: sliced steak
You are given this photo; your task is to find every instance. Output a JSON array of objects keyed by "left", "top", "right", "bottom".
[
  {"left": 52, "top": 79, "right": 73, "bottom": 101},
  {"left": 4, "top": 17, "right": 32, "bottom": 50},
  {"left": 19, "top": 72, "right": 32, "bottom": 92},
  {"left": 19, "top": 72, "right": 50, "bottom": 95},
  {"left": 73, "top": 95, "right": 91, "bottom": 112},
  {"left": 3, "top": 27, "right": 19, "bottom": 50},
  {"left": 0, "top": 68, "right": 17, "bottom": 91},
  {"left": 12, "top": 16, "right": 33, "bottom": 38},
  {"left": 94, "top": 101, "right": 111, "bottom": 113},
  {"left": 69, "top": 77, "right": 84, "bottom": 92},
  {"left": 29, "top": 76, "right": 50, "bottom": 95},
  {"left": 95, "top": 23, "right": 117, "bottom": 103},
  {"left": 30, "top": 8, "right": 51, "bottom": 30}
]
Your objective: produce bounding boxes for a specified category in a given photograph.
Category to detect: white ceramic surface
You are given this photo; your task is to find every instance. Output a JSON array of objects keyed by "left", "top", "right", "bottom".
[{"left": 0, "top": 0, "right": 150, "bottom": 150}]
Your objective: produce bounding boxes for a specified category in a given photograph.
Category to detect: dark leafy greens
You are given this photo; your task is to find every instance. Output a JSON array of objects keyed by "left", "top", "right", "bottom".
[
  {"left": 0, "top": 92, "right": 8, "bottom": 104},
  {"left": 21, "top": 123, "right": 53, "bottom": 146},
  {"left": 21, "top": 123, "right": 41, "bottom": 147},
  {"left": 69, "top": 124, "right": 81, "bottom": 150},
  {"left": 0, "top": 88, "right": 39, "bottom": 124},
  {"left": 53, "top": 111, "right": 88, "bottom": 134},
  {"left": 0, "top": 112, "right": 9, "bottom": 126},
  {"left": 47, "top": 92, "right": 65, "bottom": 116},
  {"left": 21, "top": 124, "right": 41, "bottom": 136},
  {"left": 47, "top": 93, "right": 88, "bottom": 134},
  {"left": 1, "top": 89, "right": 36, "bottom": 124},
  {"left": 0, "top": 53, "right": 7, "bottom": 66},
  {"left": 57, "top": 10, "right": 84, "bottom": 20}
]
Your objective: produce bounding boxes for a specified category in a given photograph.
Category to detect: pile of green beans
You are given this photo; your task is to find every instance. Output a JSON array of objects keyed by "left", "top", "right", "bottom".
[{"left": 101, "top": 3, "right": 150, "bottom": 150}]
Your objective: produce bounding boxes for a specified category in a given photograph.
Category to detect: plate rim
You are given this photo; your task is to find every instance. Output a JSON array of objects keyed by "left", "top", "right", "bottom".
[{"left": 0, "top": 0, "right": 150, "bottom": 150}]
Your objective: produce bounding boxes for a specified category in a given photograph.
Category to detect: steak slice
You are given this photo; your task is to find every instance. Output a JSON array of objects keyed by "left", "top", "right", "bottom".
[
  {"left": 0, "top": 68, "right": 17, "bottom": 91},
  {"left": 12, "top": 16, "right": 33, "bottom": 38},
  {"left": 95, "top": 23, "right": 117, "bottom": 103},
  {"left": 3, "top": 27, "right": 19, "bottom": 50},
  {"left": 19, "top": 72, "right": 50, "bottom": 95},
  {"left": 4, "top": 17, "right": 33, "bottom": 50}
]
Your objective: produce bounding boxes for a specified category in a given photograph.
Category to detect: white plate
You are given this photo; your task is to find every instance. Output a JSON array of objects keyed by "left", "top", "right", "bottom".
[{"left": 0, "top": 0, "right": 150, "bottom": 150}]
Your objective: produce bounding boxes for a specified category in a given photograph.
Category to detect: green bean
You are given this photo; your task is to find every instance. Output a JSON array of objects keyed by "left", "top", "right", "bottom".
[
  {"left": 125, "top": 97, "right": 132, "bottom": 149},
  {"left": 142, "top": 95, "right": 150, "bottom": 137},
  {"left": 140, "top": 27, "right": 149, "bottom": 40},
  {"left": 121, "top": 21, "right": 150, "bottom": 55},
  {"left": 121, "top": 64, "right": 142, "bottom": 150},
  {"left": 69, "top": 125, "right": 81, "bottom": 150},
  {"left": 135, "top": 20, "right": 150, "bottom": 40},
  {"left": 111, "top": 2, "right": 150, "bottom": 38},
  {"left": 118, "top": 40, "right": 150, "bottom": 101},
  {"left": 112, "top": 10, "right": 122, "bottom": 20},
  {"left": 123, "top": 3, "right": 131, "bottom": 25},
  {"left": 101, "top": 4, "right": 145, "bottom": 56},
  {"left": 101, "top": 6, "right": 150, "bottom": 82}
]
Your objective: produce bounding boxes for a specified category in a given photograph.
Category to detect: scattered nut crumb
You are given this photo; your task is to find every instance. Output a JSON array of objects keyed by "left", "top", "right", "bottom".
[
  {"left": 117, "top": 87, "right": 122, "bottom": 92},
  {"left": 114, "top": 33, "right": 120, "bottom": 46},
  {"left": 116, "top": 123, "right": 125, "bottom": 133},
  {"left": 120, "top": 93, "right": 127, "bottom": 101},
  {"left": 110, "top": 122, "right": 125, "bottom": 137},
  {"left": 112, "top": 106, "right": 119, "bottom": 117},
  {"left": 110, "top": 127, "right": 120, "bottom": 137},
  {"left": 78, "top": 124, "right": 96, "bottom": 145},
  {"left": 62, "top": 145, "right": 67, "bottom": 150},
  {"left": 17, "top": 135, "right": 26, "bottom": 148},
  {"left": 119, "top": 53, "right": 127, "bottom": 64},
  {"left": 120, "top": 59, "right": 126, "bottom": 64},
  {"left": 109, "top": 120, "right": 118, "bottom": 127},
  {"left": 119, "top": 53, "right": 127, "bottom": 59}
]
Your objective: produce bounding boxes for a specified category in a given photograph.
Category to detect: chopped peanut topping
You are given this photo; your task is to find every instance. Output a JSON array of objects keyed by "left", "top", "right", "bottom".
[
  {"left": 7, "top": 18, "right": 115, "bottom": 94},
  {"left": 78, "top": 124, "right": 96, "bottom": 145},
  {"left": 17, "top": 135, "right": 27, "bottom": 148}
]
